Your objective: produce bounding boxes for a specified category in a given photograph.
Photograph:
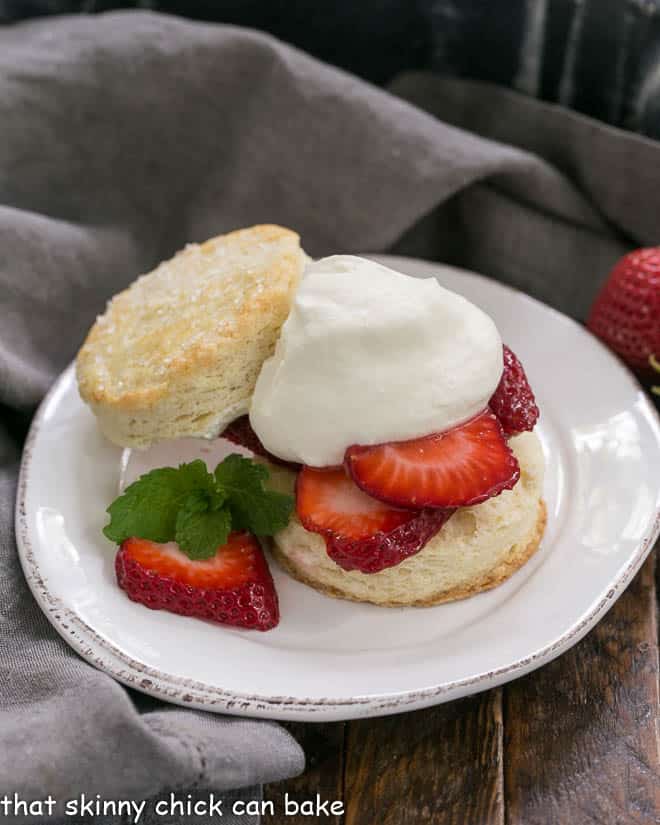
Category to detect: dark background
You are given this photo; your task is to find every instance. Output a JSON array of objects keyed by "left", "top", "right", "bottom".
[{"left": 2, "top": 0, "right": 660, "bottom": 140}]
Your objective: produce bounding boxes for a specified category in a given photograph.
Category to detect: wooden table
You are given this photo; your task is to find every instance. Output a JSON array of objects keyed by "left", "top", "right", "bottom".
[{"left": 265, "top": 546, "right": 659, "bottom": 824}]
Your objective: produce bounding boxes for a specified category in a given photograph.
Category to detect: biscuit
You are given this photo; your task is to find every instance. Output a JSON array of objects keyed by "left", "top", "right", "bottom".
[{"left": 76, "top": 225, "right": 304, "bottom": 448}]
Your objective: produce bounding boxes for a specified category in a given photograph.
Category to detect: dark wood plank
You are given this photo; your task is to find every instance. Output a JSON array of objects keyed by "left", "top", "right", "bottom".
[
  {"left": 343, "top": 691, "right": 504, "bottom": 825},
  {"left": 263, "top": 722, "right": 345, "bottom": 824},
  {"left": 504, "top": 551, "right": 660, "bottom": 825}
]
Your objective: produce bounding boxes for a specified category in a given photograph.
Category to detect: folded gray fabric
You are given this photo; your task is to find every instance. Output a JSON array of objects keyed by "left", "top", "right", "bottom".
[{"left": 1, "top": 10, "right": 658, "bottom": 823}]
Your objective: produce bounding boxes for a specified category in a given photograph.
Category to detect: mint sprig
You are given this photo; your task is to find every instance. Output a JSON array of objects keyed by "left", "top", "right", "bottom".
[{"left": 104, "top": 455, "right": 294, "bottom": 560}]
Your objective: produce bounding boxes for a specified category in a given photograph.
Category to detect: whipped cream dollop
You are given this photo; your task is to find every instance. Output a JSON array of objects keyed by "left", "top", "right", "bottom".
[{"left": 249, "top": 255, "right": 503, "bottom": 467}]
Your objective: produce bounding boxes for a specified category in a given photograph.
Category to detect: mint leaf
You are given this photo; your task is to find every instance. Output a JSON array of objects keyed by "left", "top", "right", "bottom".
[
  {"left": 103, "top": 460, "right": 216, "bottom": 544},
  {"left": 175, "top": 491, "right": 232, "bottom": 559},
  {"left": 214, "top": 454, "right": 294, "bottom": 536},
  {"left": 104, "top": 453, "right": 293, "bottom": 561}
]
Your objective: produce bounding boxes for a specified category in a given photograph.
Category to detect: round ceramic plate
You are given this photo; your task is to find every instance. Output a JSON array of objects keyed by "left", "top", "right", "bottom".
[{"left": 16, "top": 255, "right": 660, "bottom": 721}]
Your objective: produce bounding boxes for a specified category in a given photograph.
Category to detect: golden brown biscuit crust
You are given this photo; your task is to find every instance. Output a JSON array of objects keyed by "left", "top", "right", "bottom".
[{"left": 76, "top": 224, "right": 303, "bottom": 447}]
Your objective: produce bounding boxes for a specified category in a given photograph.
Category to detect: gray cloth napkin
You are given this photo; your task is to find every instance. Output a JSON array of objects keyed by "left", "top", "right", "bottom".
[{"left": 1, "top": 10, "right": 659, "bottom": 824}]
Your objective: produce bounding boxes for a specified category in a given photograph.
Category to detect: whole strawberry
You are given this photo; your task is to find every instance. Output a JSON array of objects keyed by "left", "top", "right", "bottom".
[{"left": 587, "top": 248, "right": 660, "bottom": 380}]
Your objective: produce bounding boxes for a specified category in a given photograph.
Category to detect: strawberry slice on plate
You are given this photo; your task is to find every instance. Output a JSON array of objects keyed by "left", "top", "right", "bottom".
[
  {"left": 296, "top": 466, "right": 452, "bottom": 573},
  {"left": 345, "top": 410, "right": 520, "bottom": 509},
  {"left": 115, "top": 531, "right": 279, "bottom": 630},
  {"left": 489, "top": 345, "right": 539, "bottom": 436}
]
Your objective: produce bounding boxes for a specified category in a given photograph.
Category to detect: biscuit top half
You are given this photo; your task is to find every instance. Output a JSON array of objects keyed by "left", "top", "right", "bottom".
[{"left": 76, "top": 224, "right": 303, "bottom": 413}]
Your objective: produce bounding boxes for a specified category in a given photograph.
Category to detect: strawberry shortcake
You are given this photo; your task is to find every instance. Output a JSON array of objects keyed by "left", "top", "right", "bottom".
[{"left": 79, "top": 231, "right": 544, "bottom": 628}]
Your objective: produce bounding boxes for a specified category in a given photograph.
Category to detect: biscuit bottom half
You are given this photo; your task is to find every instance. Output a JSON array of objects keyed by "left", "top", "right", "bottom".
[{"left": 269, "top": 431, "right": 546, "bottom": 607}]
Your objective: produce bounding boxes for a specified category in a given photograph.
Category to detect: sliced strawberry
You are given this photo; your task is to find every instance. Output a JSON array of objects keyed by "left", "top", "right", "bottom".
[
  {"left": 489, "top": 345, "right": 539, "bottom": 436},
  {"left": 221, "top": 415, "right": 299, "bottom": 470},
  {"left": 296, "top": 466, "right": 452, "bottom": 573},
  {"left": 115, "top": 532, "right": 279, "bottom": 630},
  {"left": 345, "top": 410, "right": 520, "bottom": 509}
]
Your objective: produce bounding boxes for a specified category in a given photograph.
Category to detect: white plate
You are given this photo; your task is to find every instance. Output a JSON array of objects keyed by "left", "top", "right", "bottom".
[{"left": 16, "top": 256, "right": 660, "bottom": 721}]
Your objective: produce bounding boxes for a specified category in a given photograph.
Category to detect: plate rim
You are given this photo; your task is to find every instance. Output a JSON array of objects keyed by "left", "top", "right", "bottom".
[{"left": 15, "top": 255, "right": 660, "bottom": 721}]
